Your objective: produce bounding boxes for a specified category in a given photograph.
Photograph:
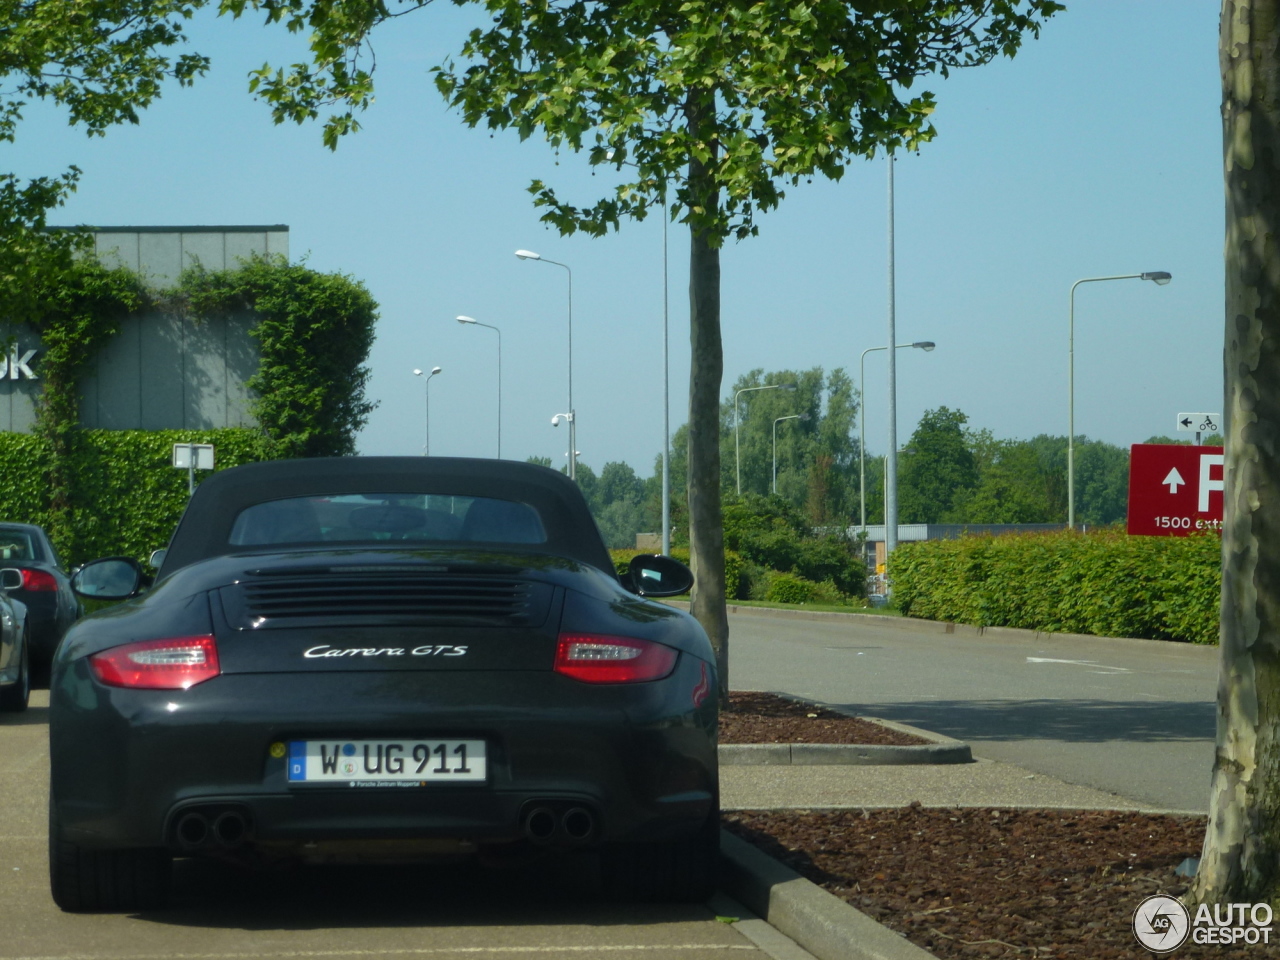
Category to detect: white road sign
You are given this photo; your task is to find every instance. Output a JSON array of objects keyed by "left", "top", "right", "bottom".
[
  {"left": 172, "top": 443, "right": 215, "bottom": 471},
  {"left": 1177, "top": 412, "right": 1221, "bottom": 433}
]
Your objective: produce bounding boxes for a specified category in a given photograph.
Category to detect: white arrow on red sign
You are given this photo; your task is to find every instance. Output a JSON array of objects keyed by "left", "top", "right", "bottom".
[{"left": 1162, "top": 468, "right": 1186, "bottom": 493}]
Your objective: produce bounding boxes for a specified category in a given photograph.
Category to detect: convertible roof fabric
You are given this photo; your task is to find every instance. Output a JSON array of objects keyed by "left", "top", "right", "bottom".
[{"left": 160, "top": 457, "right": 614, "bottom": 575}]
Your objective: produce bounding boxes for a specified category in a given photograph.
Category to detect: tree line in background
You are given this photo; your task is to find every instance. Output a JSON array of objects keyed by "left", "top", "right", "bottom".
[{"left": 537, "top": 366, "right": 1214, "bottom": 549}]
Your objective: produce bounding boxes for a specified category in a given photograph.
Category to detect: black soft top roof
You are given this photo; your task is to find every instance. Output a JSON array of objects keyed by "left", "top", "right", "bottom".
[{"left": 160, "top": 456, "right": 614, "bottom": 575}]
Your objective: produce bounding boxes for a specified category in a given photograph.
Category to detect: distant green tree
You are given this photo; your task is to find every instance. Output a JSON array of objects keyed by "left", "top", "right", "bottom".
[
  {"left": 1145, "top": 433, "right": 1226, "bottom": 447},
  {"left": 598, "top": 461, "right": 645, "bottom": 508},
  {"left": 525, "top": 455, "right": 553, "bottom": 468},
  {"left": 898, "top": 407, "right": 978, "bottom": 523},
  {"left": 590, "top": 461, "right": 649, "bottom": 548},
  {"left": 951, "top": 441, "right": 1057, "bottom": 523},
  {"left": 1073, "top": 439, "right": 1128, "bottom": 526},
  {"left": 573, "top": 462, "right": 599, "bottom": 512},
  {"left": 719, "top": 367, "right": 858, "bottom": 523}
]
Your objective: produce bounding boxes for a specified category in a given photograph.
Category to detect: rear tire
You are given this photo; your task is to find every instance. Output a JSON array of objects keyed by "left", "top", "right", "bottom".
[
  {"left": 48, "top": 797, "right": 171, "bottom": 912},
  {"left": 600, "top": 810, "right": 719, "bottom": 902},
  {"left": 0, "top": 634, "right": 29, "bottom": 712}
]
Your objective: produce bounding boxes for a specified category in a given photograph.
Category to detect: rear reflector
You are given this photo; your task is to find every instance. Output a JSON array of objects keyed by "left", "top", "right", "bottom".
[
  {"left": 554, "top": 634, "right": 678, "bottom": 684},
  {"left": 21, "top": 568, "right": 57, "bottom": 592},
  {"left": 89, "top": 635, "right": 220, "bottom": 690}
]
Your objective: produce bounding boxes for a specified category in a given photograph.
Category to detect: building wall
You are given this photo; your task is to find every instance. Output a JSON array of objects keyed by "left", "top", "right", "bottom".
[{"left": 0, "top": 226, "right": 287, "bottom": 434}]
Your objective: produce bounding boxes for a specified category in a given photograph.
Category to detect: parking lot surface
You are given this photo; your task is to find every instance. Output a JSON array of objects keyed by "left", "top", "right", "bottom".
[{"left": 1, "top": 693, "right": 779, "bottom": 960}]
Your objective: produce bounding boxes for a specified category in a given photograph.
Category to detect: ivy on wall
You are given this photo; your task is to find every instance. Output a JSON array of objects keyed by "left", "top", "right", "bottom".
[
  {"left": 27, "top": 260, "right": 146, "bottom": 536},
  {"left": 9, "top": 253, "right": 379, "bottom": 564},
  {"left": 183, "top": 255, "right": 377, "bottom": 457}
]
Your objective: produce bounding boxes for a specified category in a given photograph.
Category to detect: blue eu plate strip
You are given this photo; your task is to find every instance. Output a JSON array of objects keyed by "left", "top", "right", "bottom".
[{"left": 287, "top": 741, "right": 306, "bottom": 781}]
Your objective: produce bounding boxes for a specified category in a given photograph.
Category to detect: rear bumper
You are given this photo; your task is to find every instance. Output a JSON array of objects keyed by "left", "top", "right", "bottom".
[{"left": 50, "top": 656, "right": 717, "bottom": 850}]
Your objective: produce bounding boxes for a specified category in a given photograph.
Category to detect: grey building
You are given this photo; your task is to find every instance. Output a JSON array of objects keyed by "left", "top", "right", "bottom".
[{"left": 0, "top": 225, "right": 288, "bottom": 433}]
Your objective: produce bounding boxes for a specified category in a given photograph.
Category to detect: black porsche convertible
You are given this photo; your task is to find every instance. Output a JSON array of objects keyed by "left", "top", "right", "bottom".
[{"left": 49, "top": 457, "right": 718, "bottom": 911}]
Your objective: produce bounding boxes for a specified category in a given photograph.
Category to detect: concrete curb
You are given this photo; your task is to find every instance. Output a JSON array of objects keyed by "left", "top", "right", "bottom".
[
  {"left": 719, "top": 697, "right": 973, "bottom": 766},
  {"left": 719, "top": 741, "right": 971, "bottom": 766},
  {"left": 719, "top": 829, "right": 936, "bottom": 960}
]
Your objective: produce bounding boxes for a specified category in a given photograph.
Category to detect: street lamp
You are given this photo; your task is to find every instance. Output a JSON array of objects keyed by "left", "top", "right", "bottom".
[
  {"left": 734, "top": 383, "right": 797, "bottom": 495},
  {"left": 456, "top": 315, "right": 502, "bottom": 458},
  {"left": 412, "top": 366, "right": 442, "bottom": 456},
  {"left": 607, "top": 150, "right": 673, "bottom": 554},
  {"left": 772, "top": 413, "right": 808, "bottom": 495},
  {"left": 517, "top": 249, "right": 575, "bottom": 479},
  {"left": 859, "top": 341, "right": 935, "bottom": 532},
  {"left": 1067, "top": 271, "right": 1172, "bottom": 527}
]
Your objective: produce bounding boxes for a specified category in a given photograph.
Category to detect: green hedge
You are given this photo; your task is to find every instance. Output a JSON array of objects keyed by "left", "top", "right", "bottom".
[
  {"left": 0, "top": 428, "right": 274, "bottom": 567},
  {"left": 888, "top": 530, "right": 1221, "bottom": 644}
]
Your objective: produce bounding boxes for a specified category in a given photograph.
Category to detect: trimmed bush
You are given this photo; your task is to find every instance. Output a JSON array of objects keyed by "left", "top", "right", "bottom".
[
  {"left": 765, "top": 571, "right": 816, "bottom": 604},
  {"left": 889, "top": 530, "right": 1220, "bottom": 644},
  {"left": 722, "top": 494, "right": 865, "bottom": 598}
]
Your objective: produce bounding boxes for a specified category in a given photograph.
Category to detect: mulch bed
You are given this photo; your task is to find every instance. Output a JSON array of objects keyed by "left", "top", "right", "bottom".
[
  {"left": 725, "top": 806, "right": 1275, "bottom": 959},
  {"left": 720, "top": 691, "right": 931, "bottom": 746}
]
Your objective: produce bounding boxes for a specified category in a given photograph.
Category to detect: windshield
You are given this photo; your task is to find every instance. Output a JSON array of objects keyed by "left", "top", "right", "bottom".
[{"left": 228, "top": 493, "right": 547, "bottom": 547}]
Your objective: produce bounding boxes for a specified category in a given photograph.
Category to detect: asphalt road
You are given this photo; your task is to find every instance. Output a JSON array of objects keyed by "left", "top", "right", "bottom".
[
  {"left": 728, "top": 612, "right": 1219, "bottom": 814},
  {"left": 0, "top": 692, "right": 788, "bottom": 960}
]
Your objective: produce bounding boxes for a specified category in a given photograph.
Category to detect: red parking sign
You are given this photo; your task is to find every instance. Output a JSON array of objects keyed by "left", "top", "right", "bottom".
[{"left": 1127, "top": 444, "right": 1224, "bottom": 536}]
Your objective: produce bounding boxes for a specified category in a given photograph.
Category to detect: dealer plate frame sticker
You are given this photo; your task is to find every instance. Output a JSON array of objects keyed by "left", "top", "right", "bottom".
[{"left": 287, "top": 739, "right": 487, "bottom": 785}]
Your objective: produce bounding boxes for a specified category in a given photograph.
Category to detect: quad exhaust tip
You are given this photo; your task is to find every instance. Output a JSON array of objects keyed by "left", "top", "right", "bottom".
[
  {"left": 174, "top": 808, "right": 251, "bottom": 851},
  {"left": 175, "top": 812, "right": 210, "bottom": 851},
  {"left": 212, "top": 811, "right": 248, "bottom": 848},
  {"left": 561, "top": 807, "right": 594, "bottom": 842},
  {"left": 521, "top": 804, "right": 596, "bottom": 846},
  {"left": 524, "top": 807, "right": 557, "bottom": 843}
]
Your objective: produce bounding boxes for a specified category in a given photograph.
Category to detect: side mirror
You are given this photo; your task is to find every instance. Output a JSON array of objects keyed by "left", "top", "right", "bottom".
[
  {"left": 627, "top": 554, "right": 694, "bottom": 598},
  {"left": 0, "top": 568, "right": 22, "bottom": 590},
  {"left": 149, "top": 548, "right": 167, "bottom": 569},
  {"left": 71, "top": 557, "right": 144, "bottom": 601}
]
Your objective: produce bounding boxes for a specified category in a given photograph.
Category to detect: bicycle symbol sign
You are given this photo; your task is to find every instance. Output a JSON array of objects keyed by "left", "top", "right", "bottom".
[{"left": 1176, "top": 412, "right": 1221, "bottom": 434}]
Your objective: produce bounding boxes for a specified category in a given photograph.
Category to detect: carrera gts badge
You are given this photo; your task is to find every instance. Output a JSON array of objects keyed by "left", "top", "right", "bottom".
[{"left": 303, "top": 645, "right": 468, "bottom": 659}]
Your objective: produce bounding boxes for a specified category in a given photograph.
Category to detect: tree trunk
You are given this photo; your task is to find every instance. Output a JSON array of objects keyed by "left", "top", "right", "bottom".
[
  {"left": 685, "top": 98, "right": 729, "bottom": 697},
  {"left": 1194, "top": 0, "right": 1280, "bottom": 906}
]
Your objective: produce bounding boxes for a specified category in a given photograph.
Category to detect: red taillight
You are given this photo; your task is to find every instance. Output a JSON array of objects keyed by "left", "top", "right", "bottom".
[
  {"left": 21, "top": 568, "right": 57, "bottom": 592},
  {"left": 89, "top": 636, "right": 220, "bottom": 690},
  {"left": 554, "top": 633, "right": 678, "bottom": 684}
]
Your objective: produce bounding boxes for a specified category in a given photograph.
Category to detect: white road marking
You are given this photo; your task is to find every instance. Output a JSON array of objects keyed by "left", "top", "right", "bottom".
[{"left": 1026, "top": 657, "right": 1130, "bottom": 674}]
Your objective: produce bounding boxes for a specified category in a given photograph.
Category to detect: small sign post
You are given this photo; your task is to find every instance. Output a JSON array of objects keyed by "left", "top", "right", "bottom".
[
  {"left": 172, "top": 443, "right": 215, "bottom": 496},
  {"left": 1176, "top": 412, "right": 1222, "bottom": 446}
]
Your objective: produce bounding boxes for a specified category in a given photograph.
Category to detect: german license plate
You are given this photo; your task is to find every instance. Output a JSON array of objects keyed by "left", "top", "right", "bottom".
[{"left": 287, "top": 739, "right": 486, "bottom": 785}]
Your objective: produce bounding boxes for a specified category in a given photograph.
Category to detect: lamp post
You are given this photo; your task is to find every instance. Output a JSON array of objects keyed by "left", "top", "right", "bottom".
[
  {"left": 456, "top": 316, "right": 502, "bottom": 458},
  {"left": 1067, "top": 271, "right": 1172, "bottom": 527},
  {"left": 606, "top": 150, "right": 672, "bottom": 554},
  {"left": 516, "top": 249, "right": 575, "bottom": 479},
  {"left": 734, "top": 383, "right": 796, "bottom": 495},
  {"left": 412, "top": 366, "right": 442, "bottom": 456},
  {"left": 886, "top": 156, "right": 898, "bottom": 559},
  {"left": 859, "top": 341, "right": 935, "bottom": 532},
  {"left": 660, "top": 183, "right": 671, "bottom": 554},
  {"left": 772, "top": 413, "right": 808, "bottom": 495}
]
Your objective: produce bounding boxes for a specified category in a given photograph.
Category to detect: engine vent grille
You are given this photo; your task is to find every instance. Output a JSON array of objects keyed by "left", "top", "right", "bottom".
[{"left": 222, "top": 575, "right": 547, "bottom": 629}]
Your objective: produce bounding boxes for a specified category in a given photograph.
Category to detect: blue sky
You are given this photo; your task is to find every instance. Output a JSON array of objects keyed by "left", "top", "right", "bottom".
[{"left": 11, "top": 1, "right": 1222, "bottom": 475}]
